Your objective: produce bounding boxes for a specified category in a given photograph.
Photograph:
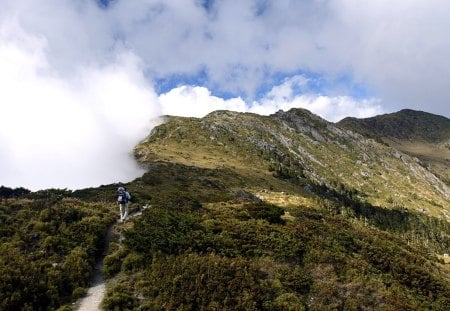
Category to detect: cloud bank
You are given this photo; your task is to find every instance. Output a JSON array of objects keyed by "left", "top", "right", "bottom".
[
  {"left": 0, "top": 20, "right": 160, "bottom": 190},
  {"left": 3, "top": 0, "right": 450, "bottom": 117}
]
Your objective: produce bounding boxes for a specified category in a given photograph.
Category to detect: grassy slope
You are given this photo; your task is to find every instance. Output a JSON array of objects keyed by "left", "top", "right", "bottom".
[{"left": 100, "top": 161, "right": 450, "bottom": 310}]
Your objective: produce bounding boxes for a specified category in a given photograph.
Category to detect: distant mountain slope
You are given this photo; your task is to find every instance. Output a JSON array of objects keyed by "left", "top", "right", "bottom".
[
  {"left": 337, "top": 109, "right": 450, "bottom": 143},
  {"left": 337, "top": 109, "right": 450, "bottom": 184}
]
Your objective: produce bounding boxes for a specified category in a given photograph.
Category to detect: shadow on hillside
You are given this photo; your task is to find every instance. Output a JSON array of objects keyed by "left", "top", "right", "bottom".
[{"left": 304, "top": 180, "right": 450, "bottom": 252}]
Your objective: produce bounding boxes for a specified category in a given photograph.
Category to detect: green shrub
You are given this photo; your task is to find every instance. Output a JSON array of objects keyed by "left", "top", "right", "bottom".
[
  {"left": 103, "top": 247, "right": 128, "bottom": 278},
  {"left": 245, "top": 202, "right": 285, "bottom": 224},
  {"left": 0, "top": 197, "right": 115, "bottom": 310},
  {"left": 124, "top": 207, "right": 202, "bottom": 255},
  {"left": 121, "top": 252, "right": 146, "bottom": 272},
  {"left": 136, "top": 253, "right": 273, "bottom": 310},
  {"left": 72, "top": 287, "right": 87, "bottom": 299},
  {"left": 102, "top": 284, "right": 138, "bottom": 311},
  {"left": 273, "top": 293, "right": 304, "bottom": 311}
]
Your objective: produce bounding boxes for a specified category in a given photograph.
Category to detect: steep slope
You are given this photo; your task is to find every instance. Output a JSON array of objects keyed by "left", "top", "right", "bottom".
[
  {"left": 337, "top": 109, "right": 450, "bottom": 184},
  {"left": 136, "top": 108, "right": 449, "bottom": 217}
]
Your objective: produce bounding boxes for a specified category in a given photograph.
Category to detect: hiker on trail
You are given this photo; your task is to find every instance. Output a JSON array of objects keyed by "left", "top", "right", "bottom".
[{"left": 117, "top": 186, "right": 131, "bottom": 222}]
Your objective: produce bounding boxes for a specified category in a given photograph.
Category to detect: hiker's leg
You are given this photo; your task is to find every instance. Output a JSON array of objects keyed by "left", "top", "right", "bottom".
[
  {"left": 119, "top": 203, "right": 124, "bottom": 220},
  {"left": 124, "top": 203, "right": 129, "bottom": 219}
]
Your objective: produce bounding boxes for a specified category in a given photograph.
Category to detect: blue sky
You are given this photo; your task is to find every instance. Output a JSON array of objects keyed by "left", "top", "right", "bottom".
[{"left": 1, "top": 0, "right": 449, "bottom": 190}]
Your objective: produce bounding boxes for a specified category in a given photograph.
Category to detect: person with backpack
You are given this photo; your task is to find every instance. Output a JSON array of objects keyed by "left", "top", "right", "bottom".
[{"left": 117, "top": 186, "right": 131, "bottom": 222}]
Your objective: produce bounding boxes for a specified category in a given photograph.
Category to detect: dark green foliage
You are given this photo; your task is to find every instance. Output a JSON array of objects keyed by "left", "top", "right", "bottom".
[
  {"left": 26, "top": 188, "right": 73, "bottom": 200},
  {"left": 107, "top": 179, "right": 450, "bottom": 310},
  {"left": 102, "top": 283, "right": 138, "bottom": 311},
  {"left": 244, "top": 201, "right": 285, "bottom": 224},
  {"left": 270, "top": 154, "right": 306, "bottom": 183},
  {"left": 72, "top": 184, "right": 123, "bottom": 202},
  {"left": 103, "top": 246, "right": 129, "bottom": 278},
  {"left": 136, "top": 253, "right": 273, "bottom": 310},
  {"left": 207, "top": 219, "right": 305, "bottom": 262},
  {"left": 313, "top": 181, "right": 450, "bottom": 253},
  {"left": 0, "top": 195, "right": 115, "bottom": 310},
  {"left": 0, "top": 186, "right": 30, "bottom": 198},
  {"left": 124, "top": 205, "right": 201, "bottom": 255}
]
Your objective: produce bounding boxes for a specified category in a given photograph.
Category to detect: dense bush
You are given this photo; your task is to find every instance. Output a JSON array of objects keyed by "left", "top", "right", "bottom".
[
  {"left": 124, "top": 207, "right": 202, "bottom": 255},
  {"left": 3, "top": 157, "right": 449, "bottom": 310},
  {"left": 244, "top": 201, "right": 285, "bottom": 224},
  {"left": 0, "top": 196, "right": 115, "bottom": 310},
  {"left": 0, "top": 186, "right": 30, "bottom": 198}
]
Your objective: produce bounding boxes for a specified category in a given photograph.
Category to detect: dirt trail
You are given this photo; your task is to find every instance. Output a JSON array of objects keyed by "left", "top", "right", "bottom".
[
  {"left": 75, "top": 222, "right": 115, "bottom": 311},
  {"left": 75, "top": 208, "right": 145, "bottom": 310}
]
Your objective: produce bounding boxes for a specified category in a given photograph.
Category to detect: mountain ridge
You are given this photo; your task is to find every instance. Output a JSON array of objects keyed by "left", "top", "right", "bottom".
[
  {"left": 337, "top": 109, "right": 450, "bottom": 143},
  {"left": 136, "top": 107, "right": 449, "bottom": 216},
  {"left": 337, "top": 109, "right": 450, "bottom": 184}
]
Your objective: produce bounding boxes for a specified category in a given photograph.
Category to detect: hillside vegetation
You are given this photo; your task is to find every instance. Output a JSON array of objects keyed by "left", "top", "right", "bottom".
[
  {"left": 0, "top": 189, "right": 116, "bottom": 310},
  {"left": 97, "top": 162, "right": 450, "bottom": 310},
  {"left": 1, "top": 108, "right": 449, "bottom": 310},
  {"left": 101, "top": 108, "right": 450, "bottom": 310}
]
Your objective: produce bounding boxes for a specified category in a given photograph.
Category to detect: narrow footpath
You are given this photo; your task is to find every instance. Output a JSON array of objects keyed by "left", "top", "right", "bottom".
[
  {"left": 75, "top": 222, "right": 115, "bottom": 311},
  {"left": 76, "top": 208, "right": 144, "bottom": 310}
]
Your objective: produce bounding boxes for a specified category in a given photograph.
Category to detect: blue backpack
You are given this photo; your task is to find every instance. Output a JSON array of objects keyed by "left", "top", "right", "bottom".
[{"left": 118, "top": 187, "right": 130, "bottom": 203}]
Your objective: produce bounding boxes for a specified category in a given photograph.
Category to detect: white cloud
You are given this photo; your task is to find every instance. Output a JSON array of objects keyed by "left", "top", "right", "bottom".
[
  {"left": 157, "top": 78, "right": 383, "bottom": 122},
  {"left": 160, "top": 86, "right": 247, "bottom": 118},
  {"left": 98, "top": 0, "right": 450, "bottom": 117},
  {"left": 250, "top": 76, "right": 384, "bottom": 122},
  {"left": 253, "top": 94, "right": 383, "bottom": 122},
  {"left": 0, "top": 20, "right": 161, "bottom": 190}
]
